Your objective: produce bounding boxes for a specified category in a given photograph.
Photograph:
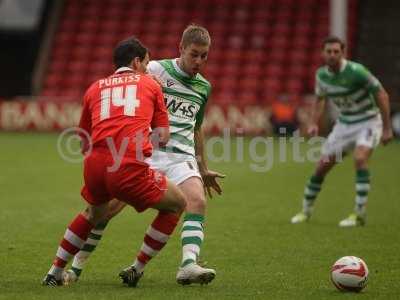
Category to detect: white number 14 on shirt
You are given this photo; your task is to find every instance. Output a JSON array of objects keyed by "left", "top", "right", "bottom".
[{"left": 100, "top": 85, "right": 140, "bottom": 120}]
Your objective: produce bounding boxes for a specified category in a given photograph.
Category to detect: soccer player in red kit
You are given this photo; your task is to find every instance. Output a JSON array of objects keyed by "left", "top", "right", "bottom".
[{"left": 42, "top": 37, "right": 186, "bottom": 286}]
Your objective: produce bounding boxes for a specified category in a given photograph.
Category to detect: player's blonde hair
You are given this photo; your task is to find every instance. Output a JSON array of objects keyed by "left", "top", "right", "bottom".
[{"left": 180, "top": 24, "right": 211, "bottom": 48}]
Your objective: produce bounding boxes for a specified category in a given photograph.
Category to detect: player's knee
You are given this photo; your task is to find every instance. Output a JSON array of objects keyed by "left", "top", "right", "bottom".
[
  {"left": 82, "top": 207, "right": 99, "bottom": 225},
  {"left": 354, "top": 156, "right": 368, "bottom": 169},
  {"left": 354, "top": 152, "right": 368, "bottom": 168},
  {"left": 174, "top": 192, "right": 187, "bottom": 213},
  {"left": 106, "top": 200, "right": 126, "bottom": 220},
  {"left": 83, "top": 204, "right": 108, "bottom": 225},
  {"left": 316, "top": 156, "right": 336, "bottom": 177},
  {"left": 187, "top": 193, "right": 207, "bottom": 213},
  {"left": 165, "top": 189, "right": 186, "bottom": 214}
]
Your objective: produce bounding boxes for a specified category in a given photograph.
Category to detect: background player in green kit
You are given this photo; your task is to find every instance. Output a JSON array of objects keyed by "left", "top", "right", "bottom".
[
  {"left": 291, "top": 36, "right": 393, "bottom": 227},
  {"left": 64, "top": 25, "right": 225, "bottom": 286}
]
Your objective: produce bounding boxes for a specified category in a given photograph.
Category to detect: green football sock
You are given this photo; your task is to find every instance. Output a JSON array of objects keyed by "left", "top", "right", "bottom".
[
  {"left": 354, "top": 169, "right": 370, "bottom": 216},
  {"left": 181, "top": 213, "right": 204, "bottom": 267},
  {"left": 302, "top": 175, "right": 324, "bottom": 214},
  {"left": 70, "top": 220, "right": 109, "bottom": 276}
]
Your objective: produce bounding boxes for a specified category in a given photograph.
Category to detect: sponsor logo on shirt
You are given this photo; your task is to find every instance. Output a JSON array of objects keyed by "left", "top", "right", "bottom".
[
  {"left": 166, "top": 79, "right": 175, "bottom": 87},
  {"left": 165, "top": 95, "right": 200, "bottom": 121}
]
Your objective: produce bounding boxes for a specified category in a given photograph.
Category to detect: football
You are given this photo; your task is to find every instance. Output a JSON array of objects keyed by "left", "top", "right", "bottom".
[{"left": 331, "top": 256, "right": 369, "bottom": 292}]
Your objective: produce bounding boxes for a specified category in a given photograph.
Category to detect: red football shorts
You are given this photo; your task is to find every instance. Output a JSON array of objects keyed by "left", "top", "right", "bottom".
[{"left": 81, "top": 149, "right": 167, "bottom": 212}]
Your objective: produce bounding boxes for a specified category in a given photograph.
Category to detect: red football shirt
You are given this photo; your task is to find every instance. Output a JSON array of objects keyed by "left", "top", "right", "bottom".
[{"left": 78, "top": 67, "right": 169, "bottom": 159}]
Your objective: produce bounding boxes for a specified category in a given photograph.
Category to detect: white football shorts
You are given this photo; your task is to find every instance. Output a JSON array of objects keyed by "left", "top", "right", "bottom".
[
  {"left": 321, "top": 114, "right": 382, "bottom": 157},
  {"left": 145, "top": 150, "right": 201, "bottom": 185}
]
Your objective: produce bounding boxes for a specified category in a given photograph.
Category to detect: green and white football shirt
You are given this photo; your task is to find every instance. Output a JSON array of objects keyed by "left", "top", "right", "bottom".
[
  {"left": 147, "top": 59, "right": 211, "bottom": 156},
  {"left": 315, "top": 59, "right": 381, "bottom": 124}
]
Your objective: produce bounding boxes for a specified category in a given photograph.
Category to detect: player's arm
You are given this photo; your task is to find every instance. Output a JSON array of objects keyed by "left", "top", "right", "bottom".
[
  {"left": 309, "top": 97, "right": 325, "bottom": 136},
  {"left": 375, "top": 87, "right": 393, "bottom": 145},
  {"left": 78, "top": 93, "right": 92, "bottom": 154},
  {"left": 309, "top": 75, "right": 326, "bottom": 136},
  {"left": 194, "top": 127, "right": 208, "bottom": 175},
  {"left": 359, "top": 66, "right": 393, "bottom": 145},
  {"left": 151, "top": 83, "right": 170, "bottom": 147},
  {"left": 194, "top": 107, "right": 225, "bottom": 198}
]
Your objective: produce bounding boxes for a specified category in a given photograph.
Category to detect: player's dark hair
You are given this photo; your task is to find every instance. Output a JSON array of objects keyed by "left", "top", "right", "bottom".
[
  {"left": 113, "top": 36, "right": 148, "bottom": 68},
  {"left": 322, "top": 36, "right": 345, "bottom": 50}
]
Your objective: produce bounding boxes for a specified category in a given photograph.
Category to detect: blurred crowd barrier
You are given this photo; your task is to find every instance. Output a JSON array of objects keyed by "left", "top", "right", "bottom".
[{"left": 0, "top": 97, "right": 315, "bottom": 136}]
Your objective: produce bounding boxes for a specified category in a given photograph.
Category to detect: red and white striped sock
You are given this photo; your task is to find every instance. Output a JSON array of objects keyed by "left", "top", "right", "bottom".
[
  {"left": 133, "top": 212, "right": 179, "bottom": 273},
  {"left": 48, "top": 214, "right": 93, "bottom": 279}
]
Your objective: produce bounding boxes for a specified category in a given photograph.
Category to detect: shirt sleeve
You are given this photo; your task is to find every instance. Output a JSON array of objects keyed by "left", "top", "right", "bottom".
[
  {"left": 195, "top": 104, "right": 206, "bottom": 130},
  {"left": 358, "top": 65, "right": 381, "bottom": 95},
  {"left": 314, "top": 73, "right": 326, "bottom": 100},
  {"left": 147, "top": 60, "right": 161, "bottom": 77},
  {"left": 195, "top": 84, "right": 211, "bottom": 129},
  {"left": 151, "top": 83, "right": 169, "bottom": 129}
]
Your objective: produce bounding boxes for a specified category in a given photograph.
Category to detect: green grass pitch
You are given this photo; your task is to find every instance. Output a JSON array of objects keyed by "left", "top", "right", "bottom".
[{"left": 1, "top": 132, "right": 400, "bottom": 300}]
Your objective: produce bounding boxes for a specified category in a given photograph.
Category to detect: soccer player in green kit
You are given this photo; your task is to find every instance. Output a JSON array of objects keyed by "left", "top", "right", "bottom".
[
  {"left": 63, "top": 24, "right": 225, "bottom": 287},
  {"left": 291, "top": 36, "right": 393, "bottom": 227}
]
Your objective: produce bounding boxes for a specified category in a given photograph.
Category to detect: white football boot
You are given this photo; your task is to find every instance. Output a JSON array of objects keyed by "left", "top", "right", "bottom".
[
  {"left": 339, "top": 213, "right": 366, "bottom": 227},
  {"left": 176, "top": 263, "right": 216, "bottom": 285},
  {"left": 291, "top": 211, "right": 311, "bottom": 224},
  {"left": 62, "top": 269, "right": 79, "bottom": 285}
]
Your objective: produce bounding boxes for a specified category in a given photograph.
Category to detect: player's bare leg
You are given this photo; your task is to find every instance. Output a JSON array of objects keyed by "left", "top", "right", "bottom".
[
  {"left": 291, "top": 155, "right": 338, "bottom": 223},
  {"left": 175, "top": 177, "right": 216, "bottom": 285},
  {"left": 119, "top": 179, "right": 186, "bottom": 287},
  {"left": 42, "top": 202, "right": 109, "bottom": 286},
  {"left": 339, "top": 146, "right": 373, "bottom": 227},
  {"left": 64, "top": 199, "right": 127, "bottom": 284}
]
